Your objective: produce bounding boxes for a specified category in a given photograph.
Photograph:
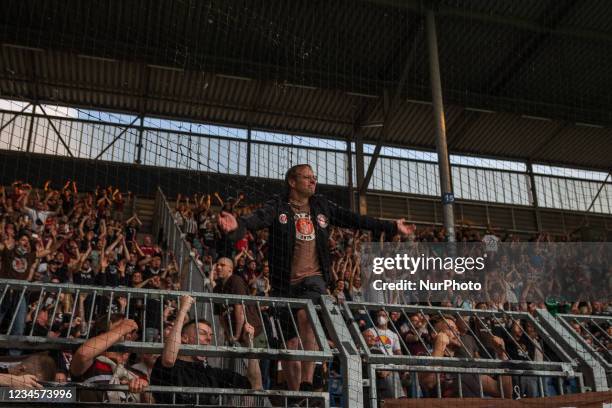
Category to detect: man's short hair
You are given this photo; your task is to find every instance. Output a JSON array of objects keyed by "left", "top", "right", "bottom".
[
  {"left": 217, "top": 257, "right": 234, "bottom": 268},
  {"left": 284, "top": 164, "right": 312, "bottom": 188},
  {"left": 182, "top": 319, "right": 213, "bottom": 334}
]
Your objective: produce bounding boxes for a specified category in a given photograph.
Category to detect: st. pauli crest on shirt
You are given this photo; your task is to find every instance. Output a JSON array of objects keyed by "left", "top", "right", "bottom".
[{"left": 294, "top": 213, "right": 315, "bottom": 241}]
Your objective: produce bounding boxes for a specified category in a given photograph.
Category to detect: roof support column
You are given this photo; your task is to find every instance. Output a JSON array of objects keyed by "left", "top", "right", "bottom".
[
  {"left": 246, "top": 128, "right": 252, "bottom": 177},
  {"left": 25, "top": 103, "right": 37, "bottom": 153},
  {"left": 135, "top": 115, "right": 144, "bottom": 164},
  {"left": 355, "top": 133, "right": 367, "bottom": 215},
  {"left": 346, "top": 137, "right": 355, "bottom": 212},
  {"left": 426, "top": 9, "right": 455, "bottom": 242},
  {"left": 526, "top": 161, "right": 543, "bottom": 232}
]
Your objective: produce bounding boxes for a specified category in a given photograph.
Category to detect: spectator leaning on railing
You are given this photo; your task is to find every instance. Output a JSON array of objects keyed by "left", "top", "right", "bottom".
[
  {"left": 151, "top": 294, "right": 260, "bottom": 405},
  {"left": 417, "top": 316, "right": 513, "bottom": 398},
  {"left": 70, "top": 314, "right": 149, "bottom": 403}
]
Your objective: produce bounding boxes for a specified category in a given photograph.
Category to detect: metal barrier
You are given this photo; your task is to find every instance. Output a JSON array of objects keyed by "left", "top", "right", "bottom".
[
  {"left": 0, "top": 279, "right": 340, "bottom": 406},
  {"left": 366, "top": 364, "right": 583, "bottom": 404},
  {"left": 0, "top": 280, "right": 363, "bottom": 407},
  {"left": 0, "top": 383, "right": 329, "bottom": 407},
  {"left": 343, "top": 301, "right": 582, "bottom": 407},
  {"left": 0, "top": 280, "right": 332, "bottom": 362},
  {"left": 2, "top": 277, "right": 610, "bottom": 406},
  {"left": 554, "top": 313, "right": 611, "bottom": 389},
  {"left": 153, "top": 187, "right": 207, "bottom": 292}
]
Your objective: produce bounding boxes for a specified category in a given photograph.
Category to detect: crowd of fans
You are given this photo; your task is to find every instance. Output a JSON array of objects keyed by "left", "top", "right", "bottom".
[{"left": 0, "top": 180, "right": 610, "bottom": 404}]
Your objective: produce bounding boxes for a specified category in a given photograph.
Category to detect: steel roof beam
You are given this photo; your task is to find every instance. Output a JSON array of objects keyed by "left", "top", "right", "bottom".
[
  {"left": 485, "top": 0, "right": 581, "bottom": 96},
  {"left": 360, "top": 0, "right": 612, "bottom": 44}
]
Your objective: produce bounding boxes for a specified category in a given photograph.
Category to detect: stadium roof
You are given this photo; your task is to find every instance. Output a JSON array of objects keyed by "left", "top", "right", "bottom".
[{"left": 0, "top": 0, "right": 611, "bottom": 170}]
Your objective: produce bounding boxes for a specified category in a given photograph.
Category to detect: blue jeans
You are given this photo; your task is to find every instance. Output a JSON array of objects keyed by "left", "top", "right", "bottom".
[
  {"left": 0, "top": 292, "right": 27, "bottom": 356},
  {"left": 545, "top": 377, "right": 558, "bottom": 396},
  {"left": 259, "top": 359, "right": 271, "bottom": 390}
]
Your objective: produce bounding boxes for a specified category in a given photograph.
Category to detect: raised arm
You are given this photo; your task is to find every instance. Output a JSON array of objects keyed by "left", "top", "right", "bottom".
[
  {"left": 105, "top": 233, "right": 123, "bottom": 256},
  {"left": 161, "top": 295, "right": 194, "bottom": 368}
]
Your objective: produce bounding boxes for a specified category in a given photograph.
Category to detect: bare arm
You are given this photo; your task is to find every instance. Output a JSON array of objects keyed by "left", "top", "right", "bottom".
[
  {"left": 78, "top": 216, "right": 88, "bottom": 239},
  {"left": 418, "top": 333, "right": 450, "bottom": 391},
  {"left": 231, "top": 303, "right": 246, "bottom": 342},
  {"left": 481, "top": 337, "right": 513, "bottom": 398},
  {"left": 105, "top": 234, "right": 123, "bottom": 256},
  {"left": 70, "top": 319, "right": 138, "bottom": 376},
  {"left": 133, "top": 240, "right": 145, "bottom": 258},
  {"left": 0, "top": 373, "right": 42, "bottom": 389},
  {"left": 213, "top": 192, "right": 224, "bottom": 206},
  {"left": 161, "top": 295, "right": 194, "bottom": 368}
]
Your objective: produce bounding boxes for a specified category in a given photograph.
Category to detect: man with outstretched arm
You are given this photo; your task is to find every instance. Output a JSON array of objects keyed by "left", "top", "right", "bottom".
[{"left": 217, "top": 163, "right": 415, "bottom": 392}]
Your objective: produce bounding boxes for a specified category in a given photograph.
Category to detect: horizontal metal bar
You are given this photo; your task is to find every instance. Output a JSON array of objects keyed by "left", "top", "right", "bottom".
[
  {"left": 371, "top": 364, "right": 576, "bottom": 378},
  {"left": 346, "top": 300, "right": 535, "bottom": 319},
  {"left": 0, "top": 279, "right": 311, "bottom": 307},
  {"left": 558, "top": 313, "right": 612, "bottom": 323},
  {"left": 74, "top": 383, "right": 328, "bottom": 399},
  {"left": 0, "top": 335, "right": 333, "bottom": 361},
  {"left": 363, "top": 353, "right": 571, "bottom": 373}
]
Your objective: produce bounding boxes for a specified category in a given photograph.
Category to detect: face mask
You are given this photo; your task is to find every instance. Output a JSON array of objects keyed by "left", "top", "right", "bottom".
[
  {"left": 15, "top": 246, "right": 27, "bottom": 256},
  {"left": 377, "top": 316, "right": 388, "bottom": 326}
]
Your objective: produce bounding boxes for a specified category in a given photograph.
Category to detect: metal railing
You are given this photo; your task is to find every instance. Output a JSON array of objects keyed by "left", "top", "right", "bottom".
[
  {"left": 366, "top": 364, "right": 584, "bottom": 402},
  {"left": 153, "top": 187, "right": 207, "bottom": 292},
  {"left": 0, "top": 280, "right": 332, "bottom": 362},
  {"left": 2, "top": 277, "right": 611, "bottom": 406},
  {"left": 342, "top": 301, "right": 585, "bottom": 407},
  {"left": 555, "top": 313, "right": 612, "bottom": 389},
  {"left": 0, "top": 383, "right": 329, "bottom": 407},
  {"left": 557, "top": 314, "right": 611, "bottom": 368}
]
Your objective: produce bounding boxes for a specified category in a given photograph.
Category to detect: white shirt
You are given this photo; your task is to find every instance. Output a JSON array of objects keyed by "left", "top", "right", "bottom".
[
  {"left": 24, "top": 208, "right": 54, "bottom": 233},
  {"left": 364, "top": 327, "right": 401, "bottom": 355}
]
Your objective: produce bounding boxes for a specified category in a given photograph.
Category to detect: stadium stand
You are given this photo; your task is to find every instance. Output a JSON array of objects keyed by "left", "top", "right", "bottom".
[
  {"left": 1, "top": 1, "right": 612, "bottom": 407},
  {"left": 0, "top": 180, "right": 609, "bottom": 407}
]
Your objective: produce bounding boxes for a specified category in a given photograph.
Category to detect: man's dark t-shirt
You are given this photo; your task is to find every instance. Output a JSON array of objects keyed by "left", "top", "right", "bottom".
[
  {"left": 150, "top": 358, "right": 250, "bottom": 404},
  {"left": 95, "top": 264, "right": 120, "bottom": 287},
  {"left": 0, "top": 247, "right": 36, "bottom": 280},
  {"left": 73, "top": 269, "right": 95, "bottom": 286},
  {"left": 144, "top": 267, "right": 163, "bottom": 280},
  {"left": 213, "top": 274, "right": 263, "bottom": 337},
  {"left": 144, "top": 291, "right": 163, "bottom": 331}
]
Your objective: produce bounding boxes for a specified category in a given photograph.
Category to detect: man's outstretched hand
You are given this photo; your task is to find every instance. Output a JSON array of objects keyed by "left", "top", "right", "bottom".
[
  {"left": 217, "top": 211, "right": 238, "bottom": 233},
  {"left": 395, "top": 219, "right": 416, "bottom": 237}
]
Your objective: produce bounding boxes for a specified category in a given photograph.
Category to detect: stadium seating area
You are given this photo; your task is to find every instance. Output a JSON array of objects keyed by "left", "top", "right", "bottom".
[{"left": 0, "top": 180, "right": 610, "bottom": 406}]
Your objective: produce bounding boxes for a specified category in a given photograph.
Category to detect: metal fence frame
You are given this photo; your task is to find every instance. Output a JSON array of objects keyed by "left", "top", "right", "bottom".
[
  {"left": 0, "top": 383, "right": 330, "bottom": 407},
  {"left": 153, "top": 187, "right": 206, "bottom": 292},
  {"left": 1, "top": 278, "right": 612, "bottom": 406},
  {"left": 0, "top": 280, "right": 332, "bottom": 363},
  {"left": 342, "top": 301, "right": 589, "bottom": 407},
  {"left": 553, "top": 313, "right": 611, "bottom": 390}
]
